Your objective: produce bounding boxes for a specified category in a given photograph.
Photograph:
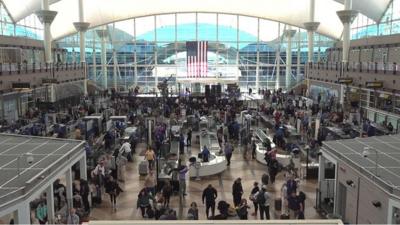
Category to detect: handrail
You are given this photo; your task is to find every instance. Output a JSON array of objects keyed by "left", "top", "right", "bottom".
[{"left": 308, "top": 61, "right": 398, "bottom": 75}]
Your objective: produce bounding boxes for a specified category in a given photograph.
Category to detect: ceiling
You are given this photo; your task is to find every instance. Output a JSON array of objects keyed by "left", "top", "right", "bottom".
[{"left": 2, "top": 0, "right": 392, "bottom": 40}]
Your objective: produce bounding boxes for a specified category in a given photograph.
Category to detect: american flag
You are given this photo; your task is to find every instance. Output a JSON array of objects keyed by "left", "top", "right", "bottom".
[{"left": 186, "top": 41, "right": 208, "bottom": 78}]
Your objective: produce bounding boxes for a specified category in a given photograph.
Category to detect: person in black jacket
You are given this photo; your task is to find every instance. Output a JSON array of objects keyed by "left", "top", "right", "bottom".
[
  {"left": 202, "top": 184, "right": 218, "bottom": 219},
  {"left": 105, "top": 176, "right": 122, "bottom": 210},
  {"left": 250, "top": 182, "right": 260, "bottom": 216},
  {"left": 187, "top": 129, "right": 192, "bottom": 146},
  {"left": 232, "top": 178, "right": 243, "bottom": 207}
]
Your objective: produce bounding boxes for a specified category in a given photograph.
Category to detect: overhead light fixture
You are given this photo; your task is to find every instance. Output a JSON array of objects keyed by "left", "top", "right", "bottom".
[
  {"left": 346, "top": 180, "right": 355, "bottom": 188},
  {"left": 372, "top": 200, "right": 381, "bottom": 208},
  {"left": 362, "top": 147, "right": 379, "bottom": 177}
]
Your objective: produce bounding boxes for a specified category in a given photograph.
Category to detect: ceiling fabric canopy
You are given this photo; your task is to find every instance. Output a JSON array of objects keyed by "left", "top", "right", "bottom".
[{"left": 2, "top": 0, "right": 392, "bottom": 40}]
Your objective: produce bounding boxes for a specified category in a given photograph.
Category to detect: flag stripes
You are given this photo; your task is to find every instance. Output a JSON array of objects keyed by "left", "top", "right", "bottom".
[{"left": 186, "top": 41, "right": 208, "bottom": 78}]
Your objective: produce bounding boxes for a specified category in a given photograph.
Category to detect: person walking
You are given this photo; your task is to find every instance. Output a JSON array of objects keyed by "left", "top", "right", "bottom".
[
  {"left": 224, "top": 141, "right": 233, "bottom": 166},
  {"left": 232, "top": 178, "right": 243, "bottom": 207},
  {"left": 202, "top": 184, "right": 218, "bottom": 219},
  {"left": 255, "top": 185, "right": 271, "bottom": 220},
  {"left": 104, "top": 176, "right": 122, "bottom": 210},
  {"left": 144, "top": 147, "right": 155, "bottom": 171},
  {"left": 250, "top": 182, "right": 260, "bottom": 217}
]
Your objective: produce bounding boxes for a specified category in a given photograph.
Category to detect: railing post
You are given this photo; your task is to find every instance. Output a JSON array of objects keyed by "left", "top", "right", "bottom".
[
  {"left": 45, "top": 63, "right": 48, "bottom": 72},
  {"left": 367, "top": 62, "right": 369, "bottom": 72},
  {"left": 0, "top": 63, "right": 2, "bottom": 75},
  {"left": 33, "top": 63, "right": 36, "bottom": 73},
  {"left": 375, "top": 62, "right": 378, "bottom": 73},
  {"left": 17, "top": 63, "right": 21, "bottom": 74},
  {"left": 394, "top": 62, "right": 397, "bottom": 75},
  {"left": 384, "top": 62, "right": 386, "bottom": 74},
  {"left": 9, "top": 63, "right": 11, "bottom": 75}
]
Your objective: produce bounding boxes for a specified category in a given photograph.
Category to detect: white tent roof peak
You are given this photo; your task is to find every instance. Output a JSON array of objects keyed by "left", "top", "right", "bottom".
[{"left": 2, "top": 0, "right": 391, "bottom": 40}]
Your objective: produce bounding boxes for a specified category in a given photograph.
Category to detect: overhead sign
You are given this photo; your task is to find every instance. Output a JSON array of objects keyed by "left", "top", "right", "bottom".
[
  {"left": 42, "top": 78, "right": 58, "bottom": 84},
  {"left": 12, "top": 82, "right": 30, "bottom": 89},
  {"left": 366, "top": 81, "right": 383, "bottom": 89},
  {"left": 338, "top": 78, "right": 353, "bottom": 84}
]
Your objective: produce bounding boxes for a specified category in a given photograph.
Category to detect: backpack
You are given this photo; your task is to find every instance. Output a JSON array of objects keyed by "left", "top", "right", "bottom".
[
  {"left": 255, "top": 190, "right": 266, "bottom": 204},
  {"left": 298, "top": 191, "right": 306, "bottom": 201}
]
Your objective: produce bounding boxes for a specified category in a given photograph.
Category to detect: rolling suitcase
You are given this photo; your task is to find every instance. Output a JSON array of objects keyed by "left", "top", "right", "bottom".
[
  {"left": 275, "top": 198, "right": 282, "bottom": 211},
  {"left": 138, "top": 161, "right": 148, "bottom": 176}
]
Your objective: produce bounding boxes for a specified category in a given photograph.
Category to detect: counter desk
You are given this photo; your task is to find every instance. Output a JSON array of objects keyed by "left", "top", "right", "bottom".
[
  {"left": 189, "top": 153, "right": 227, "bottom": 178},
  {"left": 255, "top": 144, "right": 292, "bottom": 166}
]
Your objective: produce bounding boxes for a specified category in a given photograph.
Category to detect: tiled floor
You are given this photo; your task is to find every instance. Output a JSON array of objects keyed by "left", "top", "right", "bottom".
[{"left": 89, "top": 138, "right": 322, "bottom": 220}]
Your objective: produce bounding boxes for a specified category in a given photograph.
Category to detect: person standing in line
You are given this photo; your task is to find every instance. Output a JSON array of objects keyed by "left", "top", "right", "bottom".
[
  {"left": 187, "top": 129, "right": 192, "bottom": 147},
  {"left": 202, "top": 184, "right": 218, "bottom": 219},
  {"left": 232, "top": 178, "right": 243, "bottom": 207},
  {"left": 287, "top": 191, "right": 302, "bottom": 219},
  {"left": 251, "top": 137, "right": 257, "bottom": 160},
  {"left": 119, "top": 139, "right": 132, "bottom": 162},
  {"left": 179, "top": 164, "right": 189, "bottom": 196},
  {"left": 237, "top": 199, "right": 250, "bottom": 220},
  {"left": 144, "top": 147, "right": 155, "bottom": 171},
  {"left": 286, "top": 175, "right": 297, "bottom": 197},
  {"left": 144, "top": 170, "right": 156, "bottom": 196},
  {"left": 255, "top": 185, "right": 271, "bottom": 220},
  {"left": 137, "top": 189, "right": 153, "bottom": 218},
  {"left": 250, "top": 182, "right": 260, "bottom": 217},
  {"left": 224, "top": 141, "right": 233, "bottom": 166},
  {"left": 179, "top": 133, "right": 185, "bottom": 155},
  {"left": 66, "top": 208, "right": 80, "bottom": 225},
  {"left": 162, "top": 182, "right": 172, "bottom": 207},
  {"left": 187, "top": 202, "right": 199, "bottom": 220},
  {"left": 36, "top": 201, "right": 47, "bottom": 224}
]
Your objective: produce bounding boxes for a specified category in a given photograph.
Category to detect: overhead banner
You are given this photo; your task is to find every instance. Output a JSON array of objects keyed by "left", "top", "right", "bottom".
[{"left": 365, "top": 81, "right": 383, "bottom": 89}]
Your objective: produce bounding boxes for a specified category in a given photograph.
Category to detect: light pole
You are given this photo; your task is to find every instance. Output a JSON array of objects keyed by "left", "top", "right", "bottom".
[{"left": 362, "top": 147, "right": 379, "bottom": 177}]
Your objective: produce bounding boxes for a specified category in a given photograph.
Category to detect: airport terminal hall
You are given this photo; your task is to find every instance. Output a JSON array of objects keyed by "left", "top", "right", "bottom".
[{"left": 2, "top": 0, "right": 400, "bottom": 224}]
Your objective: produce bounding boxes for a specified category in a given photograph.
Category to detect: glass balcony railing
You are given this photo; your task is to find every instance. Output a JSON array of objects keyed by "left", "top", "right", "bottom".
[{"left": 0, "top": 62, "right": 85, "bottom": 75}]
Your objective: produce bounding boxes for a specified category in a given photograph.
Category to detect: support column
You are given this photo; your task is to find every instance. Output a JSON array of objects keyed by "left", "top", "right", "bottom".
[
  {"left": 92, "top": 49, "right": 97, "bottom": 84},
  {"left": 35, "top": 0, "right": 57, "bottom": 63},
  {"left": 16, "top": 203, "right": 30, "bottom": 224},
  {"left": 113, "top": 49, "right": 118, "bottom": 91},
  {"left": 275, "top": 23, "right": 281, "bottom": 89},
  {"left": 284, "top": 27, "right": 296, "bottom": 90},
  {"left": 46, "top": 185, "right": 55, "bottom": 224},
  {"left": 296, "top": 28, "right": 301, "bottom": 84},
  {"left": 73, "top": 0, "right": 90, "bottom": 96},
  {"left": 337, "top": 0, "right": 358, "bottom": 77},
  {"left": 318, "top": 155, "right": 326, "bottom": 188},
  {"left": 96, "top": 29, "right": 108, "bottom": 90},
  {"left": 79, "top": 154, "right": 87, "bottom": 180},
  {"left": 304, "top": 0, "right": 320, "bottom": 94},
  {"left": 65, "top": 168, "right": 73, "bottom": 209}
]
